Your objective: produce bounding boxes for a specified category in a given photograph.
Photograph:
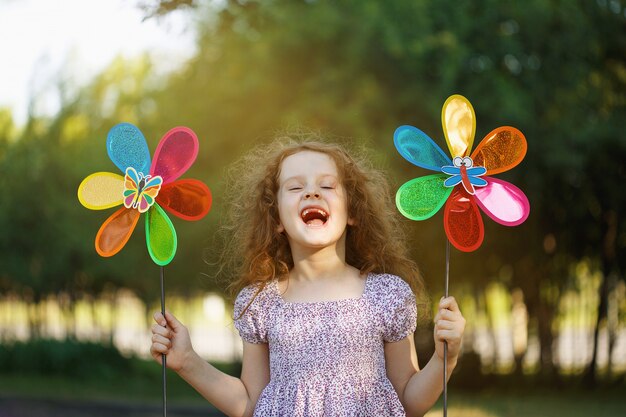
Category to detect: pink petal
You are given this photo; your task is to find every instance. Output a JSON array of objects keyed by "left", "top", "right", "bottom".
[
  {"left": 150, "top": 127, "right": 199, "bottom": 184},
  {"left": 474, "top": 177, "right": 530, "bottom": 226}
]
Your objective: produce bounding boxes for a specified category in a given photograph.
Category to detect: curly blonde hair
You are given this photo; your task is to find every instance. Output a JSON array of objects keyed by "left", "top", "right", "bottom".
[{"left": 218, "top": 132, "right": 426, "bottom": 310}]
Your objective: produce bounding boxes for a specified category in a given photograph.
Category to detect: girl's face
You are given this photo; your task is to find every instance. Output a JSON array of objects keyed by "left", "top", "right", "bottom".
[{"left": 276, "top": 150, "right": 353, "bottom": 252}]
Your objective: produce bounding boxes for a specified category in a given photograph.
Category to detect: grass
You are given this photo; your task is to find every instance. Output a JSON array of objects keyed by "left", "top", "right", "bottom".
[
  {"left": 0, "top": 358, "right": 239, "bottom": 408},
  {"left": 425, "top": 390, "right": 626, "bottom": 417},
  {"left": 0, "top": 362, "right": 624, "bottom": 417},
  {"left": 0, "top": 370, "right": 207, "bottom": 405}
]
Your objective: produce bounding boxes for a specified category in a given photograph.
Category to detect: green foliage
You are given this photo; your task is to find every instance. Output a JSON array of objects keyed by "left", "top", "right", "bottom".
[
  {"left": 0, "top": 0, "right": 623, "bottom": 285},
  {"left": 0, "top": 0, "right": 623, "bottom": 296},
  {"left": 152, "top": 0, "right": 626, "bottom": 285},
  {"left": 0, "top": 0, "right": 624, "bottom": 382},
  {"left": 0, "top": 339, "right": 129, "bottom": 380}
]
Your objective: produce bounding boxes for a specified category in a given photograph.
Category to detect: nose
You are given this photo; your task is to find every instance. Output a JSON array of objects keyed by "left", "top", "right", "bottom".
[{"left": 303, "top": 189, "right": 321, "bottom": 200}]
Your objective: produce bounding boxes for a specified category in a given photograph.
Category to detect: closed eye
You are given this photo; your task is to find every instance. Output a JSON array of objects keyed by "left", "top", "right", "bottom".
[
  {"left": 321, "top": 186, "right": 334, "bottom": 189},
  {"left": 288, "top": 187, "right": 303, "bottom": 191}
]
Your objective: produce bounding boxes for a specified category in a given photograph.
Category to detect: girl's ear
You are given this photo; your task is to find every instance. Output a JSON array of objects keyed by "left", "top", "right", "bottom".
[
  {"left": 347, "top": 217, "right": 356, "bottom": 226},
  {"left": 277, "top": 223, "right": 285, "bottom": 233}
]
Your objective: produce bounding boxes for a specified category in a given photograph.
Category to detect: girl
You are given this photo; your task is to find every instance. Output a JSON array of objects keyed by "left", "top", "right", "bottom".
[{"left": 150, "top": 136, "right": 465, "bottom": 417}]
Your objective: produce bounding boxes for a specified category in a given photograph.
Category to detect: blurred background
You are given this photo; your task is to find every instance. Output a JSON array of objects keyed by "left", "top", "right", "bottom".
[{"left": 0, "top": 0, "right": 624, "bottom": 416}]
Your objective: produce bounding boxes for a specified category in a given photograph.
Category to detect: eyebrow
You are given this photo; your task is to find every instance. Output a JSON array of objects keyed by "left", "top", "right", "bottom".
[{"left": 282, "top": 174, "right": 338, "bottom": 182}]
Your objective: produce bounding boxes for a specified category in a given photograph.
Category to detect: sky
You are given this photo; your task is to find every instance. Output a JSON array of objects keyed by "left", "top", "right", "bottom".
[{"left": 0, "top": 0, "right": 198, "bottom": 125}]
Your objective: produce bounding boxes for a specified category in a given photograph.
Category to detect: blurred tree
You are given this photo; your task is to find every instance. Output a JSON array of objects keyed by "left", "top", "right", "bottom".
[
  {"left": 1, "top": 0, "right": 624, "bottom": 383},
  {"left": 141, "top": 0, "right": 625, "bottom": 382},
  {"left": 0, "top": 57, "right": 179, "bottom": 336},
  {"left": 137, "top": 0, "right": 196, "bottom": 19}
]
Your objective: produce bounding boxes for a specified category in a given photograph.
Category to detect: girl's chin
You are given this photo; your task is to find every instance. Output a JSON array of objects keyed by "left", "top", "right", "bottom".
[
  {"left": 288, "top": 234, "right": 342, "bottom": 249},
  {"left": 299, "top": 242, "right": 337, "bottom": 250}
]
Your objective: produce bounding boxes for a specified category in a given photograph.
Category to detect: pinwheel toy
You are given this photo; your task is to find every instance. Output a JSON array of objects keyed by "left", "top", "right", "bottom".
[
  {"left": 393, "top": 94, "right": 529, "bottom": 416},
  {"left": 77, "top": 122, "right": 212, "bottom": 417}
]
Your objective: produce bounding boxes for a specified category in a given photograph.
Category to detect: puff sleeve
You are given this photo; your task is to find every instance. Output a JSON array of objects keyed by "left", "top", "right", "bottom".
[
  {"left": 233, "top": 284, "right": 269, "bottom": 344},
  {"left": 380, "top": 275, "right": 417, "bottom": 343}
]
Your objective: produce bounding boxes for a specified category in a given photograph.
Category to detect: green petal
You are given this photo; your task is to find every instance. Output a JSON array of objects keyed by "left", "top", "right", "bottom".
[
  {"left": 145, "top": 203, "right": 177, "bottom": 266},
  {"left": 396, "top": 174, "right": 453, "bottom": 221}
]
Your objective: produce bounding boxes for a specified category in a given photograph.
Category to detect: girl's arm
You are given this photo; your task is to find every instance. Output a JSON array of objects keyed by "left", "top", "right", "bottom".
[
  {"left": 151, "top": 311, "right": 270, "bottom": 417},
  {"left": 385, "top": 296, "right": 465, "bottom": 417}
]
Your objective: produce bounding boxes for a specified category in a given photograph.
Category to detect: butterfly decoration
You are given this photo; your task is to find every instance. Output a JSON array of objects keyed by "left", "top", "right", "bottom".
[
  {"left": 394, "top": 94, "right": 530, "bottom": 252},
  {"left": 123, "top": 167, "right": 163, "bottom": 213},
  {"left": 77, "top": 123, "right": 212, "bottom": 265}
]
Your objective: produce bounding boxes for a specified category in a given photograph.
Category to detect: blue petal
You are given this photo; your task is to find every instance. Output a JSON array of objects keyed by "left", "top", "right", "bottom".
[
  {"left": 107, "top": 123, "right": 152, "bottom": 175},
  {"left": 394, "top": 125, "right": 452, "bottom": 171}
]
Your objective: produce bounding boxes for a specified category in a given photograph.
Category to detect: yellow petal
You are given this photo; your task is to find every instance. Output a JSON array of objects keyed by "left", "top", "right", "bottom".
[
  {"left": 441, "top": 94, "right": 476, "bottom": 158},
  {"left": 77, "top": 172, "right": 125, "bottom": 210}
]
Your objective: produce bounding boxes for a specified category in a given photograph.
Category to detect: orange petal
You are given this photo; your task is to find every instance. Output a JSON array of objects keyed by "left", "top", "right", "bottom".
[
  {"left": 471, "top": 126, "right": 527, "bottom": 175},
  {"left": 156, "top": 179, "right": 212, "bottom": 221},
  {"left": 95, "top": 207, "right": 140, "bottom": 257}
]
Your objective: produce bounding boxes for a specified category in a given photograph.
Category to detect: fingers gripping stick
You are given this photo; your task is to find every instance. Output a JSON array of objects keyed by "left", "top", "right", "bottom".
[
  {"left": 443, "top": 239, "right": 449, "bottom": 417},
  {"left": 160, "top": 266, "right": 167, "bottom": 417}
]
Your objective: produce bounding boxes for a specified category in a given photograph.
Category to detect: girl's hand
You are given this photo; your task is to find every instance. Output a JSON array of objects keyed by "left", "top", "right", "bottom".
[
  {"left": 433, "top": 296, "right": 466, "bottom": 364},
  {"left": 150, "top": 310, "right": 196, "bottom": 372}
]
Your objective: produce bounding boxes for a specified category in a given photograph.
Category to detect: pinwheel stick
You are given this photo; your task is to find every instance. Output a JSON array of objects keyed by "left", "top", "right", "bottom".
[
  {"left": 160, "top": 266, "right": 167, "bottom": 417},
  {"left": 443, "top": 239, "right": 450, "bottom": 417}
]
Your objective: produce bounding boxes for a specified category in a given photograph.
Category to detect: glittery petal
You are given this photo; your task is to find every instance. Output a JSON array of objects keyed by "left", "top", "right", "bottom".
[
  {"left": 442, "top": 95, "right": 476, "bottom": 158},
  {"left": 77, "top": 172, "right": 124, "bottom": 210},
  {"left": 394, "top": 125, "right": 451, "bottom": 171},
  {"left": 444, "top": 187, "right": 484, "bottom": 252},
  {"left": 471, "top": 127, "right": 527, "bottom": 175},
  {"left": 396, "top": 174, "right": 453, "bottom": 220},
  {"left": 106, "top": 123, "right": 152, "bottom": 175},
  {"left": 95, "top": 207, "right": 140, "bottom": 257},
  {"left": 474, "top": 177, "right": 530, "bottom": 226},
  {"left": 145, "top": 203, "right": 177, "bottom": 266},
  {"left": 156, "top": 179, "right": 212, "bottom": 221},
  {"left": 150, "top": 127, "right": 199, "bottom": 184}
]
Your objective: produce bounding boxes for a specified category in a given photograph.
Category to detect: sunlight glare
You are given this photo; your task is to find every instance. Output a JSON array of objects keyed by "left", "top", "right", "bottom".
[{"left": 0, "top": 0, "right": 197, "bottom": 124}]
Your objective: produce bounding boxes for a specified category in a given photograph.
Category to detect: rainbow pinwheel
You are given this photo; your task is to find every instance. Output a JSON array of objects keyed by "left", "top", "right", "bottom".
[
  {"left": 394, "top": 94, "right": 530, "bottom": 252},
  {"left": 77, "top": 123, "right": 212, "bottom": 265}
]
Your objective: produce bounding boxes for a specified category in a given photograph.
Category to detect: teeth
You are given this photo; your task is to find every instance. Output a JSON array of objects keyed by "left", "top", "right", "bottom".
[
  {"left": 301, "top": 208, "right": 328, "bottom": 219},
  {"left": 302, "top": 208, "right": 328, "bottom": 218}
]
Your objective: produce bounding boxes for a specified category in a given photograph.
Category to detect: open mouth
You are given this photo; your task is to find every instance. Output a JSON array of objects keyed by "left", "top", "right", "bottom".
[{"left": 300, "top": 207, "right": 329, "bottom": 226}]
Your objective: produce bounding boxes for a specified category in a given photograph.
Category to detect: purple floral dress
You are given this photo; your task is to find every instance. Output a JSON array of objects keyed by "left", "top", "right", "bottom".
[{"left": 234, "top": 273, "right": 417, "bottom": 417}]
